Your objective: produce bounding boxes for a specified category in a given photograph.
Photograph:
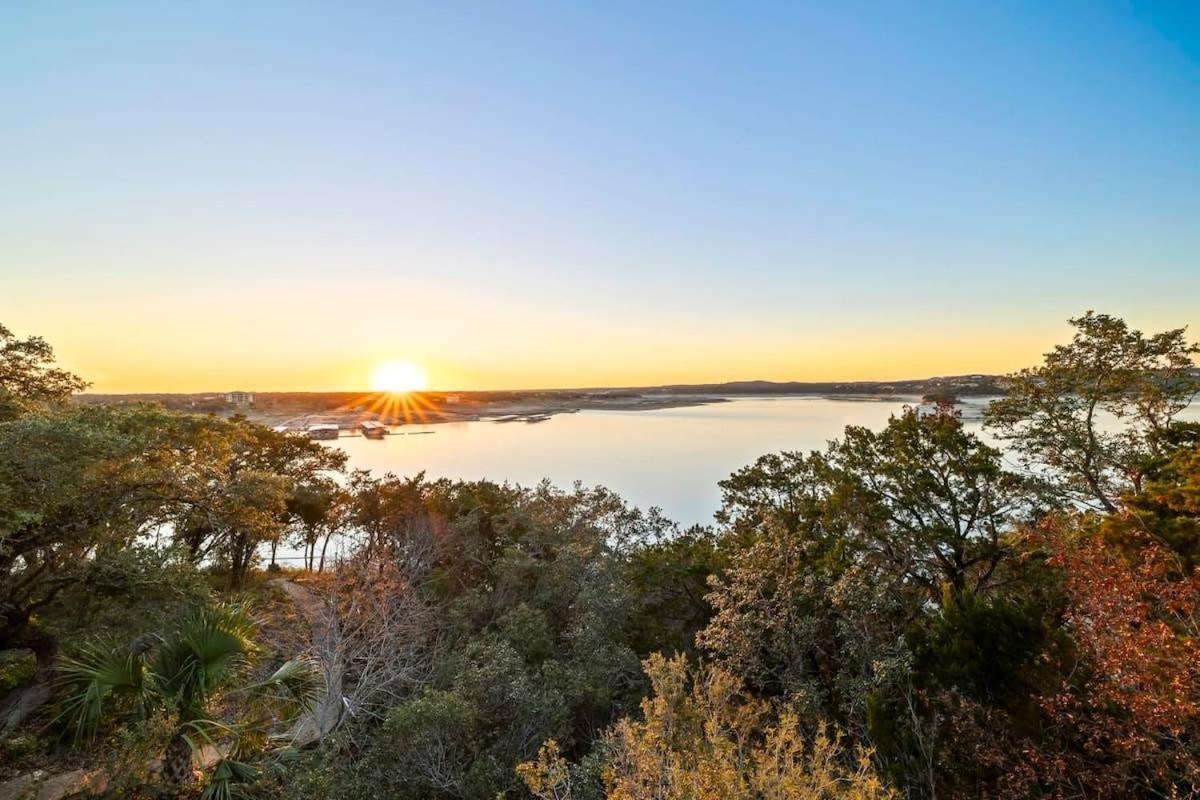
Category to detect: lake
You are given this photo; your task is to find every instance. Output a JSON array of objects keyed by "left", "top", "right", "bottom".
[
  {"left": 329, "top": 396, "right": 997, "bottom": 527},
  {"left": 268, "top": 393, "right": 1200, "bottom": 565}
]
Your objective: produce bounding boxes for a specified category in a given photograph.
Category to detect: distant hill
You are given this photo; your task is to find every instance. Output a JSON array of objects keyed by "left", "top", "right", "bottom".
[{"left": 646, "top": 374, "right": 1004, "bottom": 397}]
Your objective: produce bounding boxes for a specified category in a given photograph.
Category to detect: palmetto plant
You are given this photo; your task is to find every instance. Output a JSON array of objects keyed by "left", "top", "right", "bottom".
[{"left": 56, "top": 602, "right": 319, "bottom": 795}]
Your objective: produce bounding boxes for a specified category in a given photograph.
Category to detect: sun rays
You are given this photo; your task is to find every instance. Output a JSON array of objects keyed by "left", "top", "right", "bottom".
[{"left": 327, "top": 361, "right": 439, "bottom": 426}]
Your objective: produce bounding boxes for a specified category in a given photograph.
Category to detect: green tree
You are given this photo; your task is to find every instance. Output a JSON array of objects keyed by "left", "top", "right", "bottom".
[
  {"left": 285, "top": 479, "right": 342, "bottom": 571},
  {"left": 985, "top": 311, "right": 1198, "bottom": 512},
  {"left": 1102, "top": 427, "right": 1200, "bottom": 568},
  {"left": 165, "top": 418, "right": 346, "bottom": 588},
  {"left": 623, "top": 525, "right": 726, "bottom": 658},
  {"left": 701, "top": 405, "right": 1040, "bottom": 771},
  {"left": 832, "top": 404, "right": 1039, "bottom": 596},
  {"left": 0, "top": 405, "right": 201, "bottom": 662},
  {"left": 0, "top": 322, "right": 88, "bottom": 421},
  {"left": 332, "top": 478, "right": 663, "bottom": 800}
]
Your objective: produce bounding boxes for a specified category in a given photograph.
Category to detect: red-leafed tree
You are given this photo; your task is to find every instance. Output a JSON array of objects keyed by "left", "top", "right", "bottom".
[{"left": 1033, "top": 519, "right": 1200, "bottom": 797}]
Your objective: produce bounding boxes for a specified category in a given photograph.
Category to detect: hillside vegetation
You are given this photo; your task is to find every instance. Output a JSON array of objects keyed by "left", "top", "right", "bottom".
[{"left": 1, "top": 313, "right": 1198, "bottom": 799}]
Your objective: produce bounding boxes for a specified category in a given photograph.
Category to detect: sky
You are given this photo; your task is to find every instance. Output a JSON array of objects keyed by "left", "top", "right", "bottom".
[{"left": 2, "top": 1, "right": 1198, "bottom": 392}]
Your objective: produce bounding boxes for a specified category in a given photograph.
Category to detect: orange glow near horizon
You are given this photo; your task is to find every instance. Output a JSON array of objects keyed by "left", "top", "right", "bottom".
[{"left": 6, "top": 296, "right": 1195, "bottom": 395}]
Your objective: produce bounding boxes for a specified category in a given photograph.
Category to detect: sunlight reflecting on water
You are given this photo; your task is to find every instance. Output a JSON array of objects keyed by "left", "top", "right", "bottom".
[{"left": 333, "top": 396, "right": 938, "bottom": 526}]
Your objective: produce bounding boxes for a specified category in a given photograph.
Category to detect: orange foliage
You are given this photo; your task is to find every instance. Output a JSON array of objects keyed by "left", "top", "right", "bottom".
[{"left": 1035, "top": 521, "right": 1200, "bottom": 795}]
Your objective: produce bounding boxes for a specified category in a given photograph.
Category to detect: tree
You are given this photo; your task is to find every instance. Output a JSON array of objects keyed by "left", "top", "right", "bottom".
[
  {"left": 518, "top": 654, "right": 894, "bottom": 800},
  {"left": 719, "top": 405, "right": 1037, "bottom": 599},
  {"left": 622, "top": 524, "right": 726, "bottom": 658},
  {"left": 57, "top": 602, "right": 318, "bottom": 795},
  {"left": 0, "top": 405, "right": 201, "bottom": 663},
  {"left": 699, "top": 515, "right": 911, "bottom": 726},
  {"left": 0, "top": 400, "right": 348, "bottom": 667},
  {"left": 286, "top": 480, "right": 342, "bottom": 571},
  {"left": 166, "top": 418, "right": 347, "bottom": 588},
  {"left": 0, "top": 322, "right": 88, "bottom": 421},
  {"left": 329, "top": 478, "right": 666, "bottom": 800},
  {"left": 832, "top": 404, "right": 1039, "bottom": 596},
  {"left": 1033, "top": 519, "right": 1200, "bottom": 797},
  {"left": 702, "top": 406, "right": 1050, "bottom": 795},
  {"left": 985, "top": 312, "right": 1198, "bottom": 512},
  {"left": 1103, "top": 428, "right": 1200, "bottom": 568}
]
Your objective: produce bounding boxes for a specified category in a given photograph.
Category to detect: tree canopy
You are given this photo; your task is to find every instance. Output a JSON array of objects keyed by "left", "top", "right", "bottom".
[{"left": 2, "top": 313, "right": 1198, "bottom": 800}]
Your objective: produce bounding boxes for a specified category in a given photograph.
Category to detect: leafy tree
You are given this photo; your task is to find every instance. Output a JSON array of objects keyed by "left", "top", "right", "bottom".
[
  {"left": 699, "top": 515, "right": 911, "bottom": 727},
  {"left": 0, "top": 404, "right": 199, "bottom": 662},
  {"left": 323, "top": 478, "right": 665, "bottom": 800},
  {"left": 353, "top": 689, "right": 478, "bottom": 798},
  {"left": 155, "top": 416, "right": 345, "bottom": 587},
  {"left": 720, "top": 405, "right": 1037, "bottom": 599},
  {"left": 0, "top": 322, "right": 88, "bottom": 421},
  {"left": 702, "top": 405, "right": 1035, "bottom": 721},
  {"left": 906, "top": 590, "right": 1051, "bottom": 711},
  {"left": 285, "top": 479, "right": 346, "bottom": 571},
  {"left": 197, "top": 421, "right": 346, "bottom": 588},
  {"left": 833, "top": 404, "right": 1040, "bottom": 595},
  {"left": 716, "top": 449, "right": 833, "bottom": 544},
  {"left": 57, "top": 602, "right": 318, "bottom": 795},
  {"left": 519, "top": 653, "right": 894, "bottom": 800},
  {"left": 622, "top": 525, "right": 726, "bottom": 658},
  {"left": 1033, "top": 519, "right": 1200, "bottom": 797},
  {"left": 985, "top": 311, "right": 1198, "bottom": 512},
  {"left": 1103, "top": 428, "right": 1200, "bottom": 568},
  {"left": 1, "top": 400, "right": 347, "bottom": 669}
]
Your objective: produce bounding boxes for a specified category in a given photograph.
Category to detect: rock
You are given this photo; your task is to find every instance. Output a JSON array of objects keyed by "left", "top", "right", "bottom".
[
  {"left": 0, "top": 684, "right": 51, "bottom": 736},
  {"left": 0, "top": 768, "right": 108, "bottom": 800}
]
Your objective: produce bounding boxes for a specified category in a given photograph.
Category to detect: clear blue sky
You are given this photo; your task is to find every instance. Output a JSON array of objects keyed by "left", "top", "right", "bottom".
[{"left": 2, "top": 1, "right": 1197, "bottom": 391}]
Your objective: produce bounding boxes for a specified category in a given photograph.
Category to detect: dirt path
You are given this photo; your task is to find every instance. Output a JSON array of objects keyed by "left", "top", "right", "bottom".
[{"left": 269, "top": 579, "right": 346, "bottom": 746}]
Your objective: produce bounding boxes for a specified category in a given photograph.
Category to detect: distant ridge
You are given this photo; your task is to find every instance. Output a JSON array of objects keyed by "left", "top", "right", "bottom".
[
  {"left": 78, "top": 374, "right": 1006, "bottom": 401},
  {"left": 645, "top": 374, "right": 1003, "bottom": 397}
]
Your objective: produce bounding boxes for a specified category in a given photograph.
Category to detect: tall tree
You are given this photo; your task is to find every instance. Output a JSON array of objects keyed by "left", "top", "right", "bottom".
[
  {"left": 701, "top": 405, "right": 1034, "bottom": 728},
  {"left": 985, "top": 312, "right": 1198, "bottom": 512},
  {"left": 0, "top": 322, "right": 88, "bottom": 421},
  {"left": 0, "top": 405, "right": 200, "bottom": 663}
]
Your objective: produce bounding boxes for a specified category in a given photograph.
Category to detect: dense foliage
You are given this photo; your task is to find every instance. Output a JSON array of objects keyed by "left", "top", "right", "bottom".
[{"left": 1, "top": 313, "right": 1197, "bottom": 799}]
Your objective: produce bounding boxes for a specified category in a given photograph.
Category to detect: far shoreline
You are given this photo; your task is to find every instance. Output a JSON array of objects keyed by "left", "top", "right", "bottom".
[{"left": 75, "top": 388, "right": 976, "bottom": 433}]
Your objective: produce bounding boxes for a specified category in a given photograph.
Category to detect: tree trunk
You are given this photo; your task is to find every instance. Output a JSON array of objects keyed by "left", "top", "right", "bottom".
[
  {"left": 163, "top": 731, "right": 194, "bottom": 787},
  {"left": 318, "top": 531, "right": 333, "bottom": 572},
  {"left": 229, "top": 533, "right": 251, "bottom": 590}
]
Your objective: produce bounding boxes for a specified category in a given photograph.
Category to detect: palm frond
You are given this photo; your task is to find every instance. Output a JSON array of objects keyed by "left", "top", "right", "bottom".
[
  {"left": 152, "top": 602, "right": 258, "bottom": 711},
  {"left": 199, "top": 759, "right": 258, "bottom": 800},
  {"left": 243, "top": 658, "right": 322, "bottom": 716},
  {"left": 178, "top": 717, "right": 239, "bottom": 750},
  {"left": 55, "top": 638, "right": 148, "bottom": 742}
]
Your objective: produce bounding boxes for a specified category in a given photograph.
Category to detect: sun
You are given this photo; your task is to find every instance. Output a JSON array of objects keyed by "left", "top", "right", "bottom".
[{"left": 370, "top": 360, "right": 428, "bottom": 393}]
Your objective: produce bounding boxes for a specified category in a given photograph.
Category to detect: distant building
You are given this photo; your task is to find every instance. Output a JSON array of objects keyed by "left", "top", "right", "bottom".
[
  {"left": 359, "top": 420, "right": 388, "bottom": 439},
  {"left": 307, "top": 423, "right": 339, "bottom": 440},
  {"left": 225, "top": 391, "right": 255, "bottom": 407}
]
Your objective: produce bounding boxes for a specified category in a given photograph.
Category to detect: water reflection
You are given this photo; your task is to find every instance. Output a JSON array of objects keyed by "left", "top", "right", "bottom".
[{"left": 333, "top": 396, "right": 981, "bottom": 527}]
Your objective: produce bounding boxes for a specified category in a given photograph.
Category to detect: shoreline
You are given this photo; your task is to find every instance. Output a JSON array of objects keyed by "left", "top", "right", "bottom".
[
  {"left": 244, "top": 392, "right": 941, "bottom": 432},
  {"left": 75, "top": 388, "right": 993, "bottom": 434}
]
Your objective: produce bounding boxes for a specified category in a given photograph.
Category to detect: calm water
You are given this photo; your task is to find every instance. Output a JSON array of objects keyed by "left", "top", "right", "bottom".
[
  {"left": 331, "top": 396, "right": 979, "bottom": 527},
  {"left": 329, "top": 395, "right": 1200, "bottom": 528}
]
